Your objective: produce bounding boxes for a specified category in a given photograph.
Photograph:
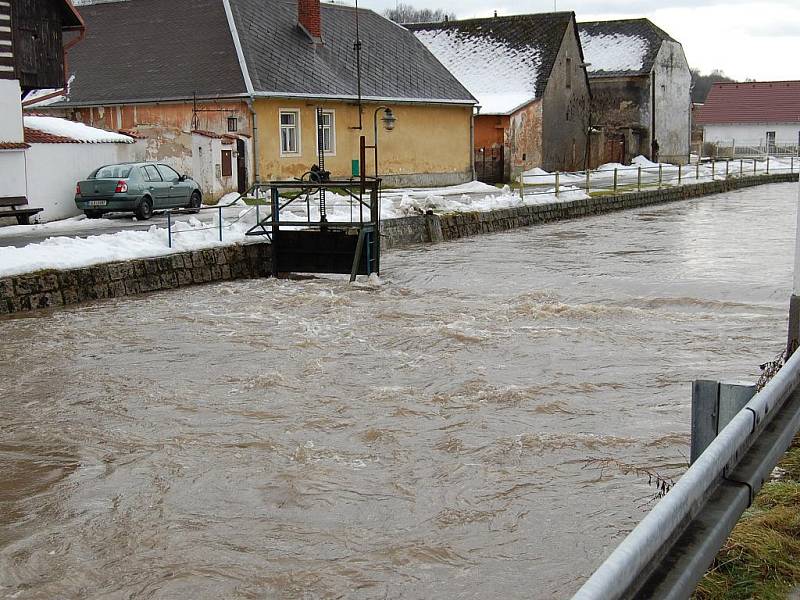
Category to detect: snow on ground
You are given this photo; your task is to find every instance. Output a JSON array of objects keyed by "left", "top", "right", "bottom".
[
  {"left": 578, "top": 30, "right": 648, "bottom": 74},
  {"left": 412, "top": 28, "right": 540, "bottom": 115},
  {"left": 23, "top": 116, "right": 133, "bottom": 143},
  {"left": 0, "top": 210, "right": 257, "bottom": 278}
]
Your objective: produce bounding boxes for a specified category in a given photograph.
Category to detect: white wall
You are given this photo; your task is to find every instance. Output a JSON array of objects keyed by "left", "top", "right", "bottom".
[
  {"left": 653, "top": 40, "right": 692, "bottom": 163},
  {"left": 191, "top": 133, "right": 240, "bottom": 202},
  {"left": 703, "top": 123, "right": 800, "bottom": 144},
  {"left": 25, "top": 141, "right": 145, "bottom": 222},
  {"left": 0, "top": 79, "right": 23, "bottom": 143}
]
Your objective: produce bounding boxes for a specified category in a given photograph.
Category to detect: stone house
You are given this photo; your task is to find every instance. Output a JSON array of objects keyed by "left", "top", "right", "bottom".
[
  {"left": 695, "top": 81, "right": 800, "bottom": 157},
  {"left": 578, "top": 19, "right": 691, "bottom": 166},
  {"left": 409, "top": 12, "right": 592, "bottom": 182},
  {"left": 29, "top": 0, "right": 476, "bottom": 195}
]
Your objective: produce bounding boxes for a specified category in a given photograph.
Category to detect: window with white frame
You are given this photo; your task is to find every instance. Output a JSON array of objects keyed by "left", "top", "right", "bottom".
[
  {"left": 280, "top": 110, "right": 300, "bottom": 154},
  {"left": 319, "top": 110, "right": 335, "bottom": 154}
]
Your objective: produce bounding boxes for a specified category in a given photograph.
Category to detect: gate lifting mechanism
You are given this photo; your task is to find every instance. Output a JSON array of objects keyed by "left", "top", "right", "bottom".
[{"left": 246, "top": 108, "right": 381, "bottom": 281}]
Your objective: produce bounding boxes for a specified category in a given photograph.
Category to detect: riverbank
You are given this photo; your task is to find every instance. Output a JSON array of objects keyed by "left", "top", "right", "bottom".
[
  {"left": 695, "top": 434, "right": 800, "bottom": 600},
  {"left": 1, "top": 173, "right": 797, "bottom": 316}
]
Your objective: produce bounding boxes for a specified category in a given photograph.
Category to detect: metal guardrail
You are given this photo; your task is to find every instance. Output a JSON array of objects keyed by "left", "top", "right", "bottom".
[{"left": 572, "top": 349, "right": 800, "bottom": 599}]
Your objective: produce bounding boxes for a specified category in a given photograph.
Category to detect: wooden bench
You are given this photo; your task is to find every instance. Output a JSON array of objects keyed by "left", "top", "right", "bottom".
[{"left": 0, "top": 196, "right": 44, "bottom": 225}]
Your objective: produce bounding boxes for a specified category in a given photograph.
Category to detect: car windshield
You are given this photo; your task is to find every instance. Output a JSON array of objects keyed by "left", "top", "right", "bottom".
[{"left": 92, "top": 165, "right": 132, "bottom": 179}]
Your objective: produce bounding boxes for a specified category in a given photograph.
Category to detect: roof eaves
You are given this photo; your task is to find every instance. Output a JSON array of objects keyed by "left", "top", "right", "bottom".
[
  {"left": 252, "top": 91, "right": 476, "bottom": 106},
  {"left": 49, "top": 93, "right": 251, "bottom": 108}
]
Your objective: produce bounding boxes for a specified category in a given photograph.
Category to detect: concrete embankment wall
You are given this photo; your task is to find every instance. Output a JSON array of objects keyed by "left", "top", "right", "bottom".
[
  {"left": 1, "top": 173, "right": 796, "bottom": 317},
  {"left": 382, "top": 173, "right": 799, "bottom": 249},
  {"left": 0, "top": 244, "right": 271, "bottom": 316}
]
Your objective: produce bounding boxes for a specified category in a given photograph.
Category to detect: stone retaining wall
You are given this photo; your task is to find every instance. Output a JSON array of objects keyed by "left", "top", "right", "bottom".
[
  {"left": 0, "top": 243, "right": 271, "bottom": 316},
  {"left": 382, "top": 173, "right": 799, "bottom": 249}
]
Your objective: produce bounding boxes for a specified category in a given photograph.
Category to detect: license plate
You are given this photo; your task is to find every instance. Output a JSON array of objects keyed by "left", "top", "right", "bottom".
[{"left": 88, "top": 200, "right": 107, "bottom": 207}]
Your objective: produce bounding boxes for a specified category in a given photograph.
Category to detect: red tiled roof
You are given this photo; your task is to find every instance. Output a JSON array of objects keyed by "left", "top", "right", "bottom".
[
  {"left": 192, "top": 129, "right": 237, "bottom": 144},
  {"left": 695, "top": 81, "right": 800, "bottom": 125},
  {"left": 118, "top": 129, "right": 147, "bottom": 139},
  {"left": 24, "top": 128, "right": 82, "bottom": 144},
  {"left": 0, "top": 142, "right": 31, "bottom": 150}
]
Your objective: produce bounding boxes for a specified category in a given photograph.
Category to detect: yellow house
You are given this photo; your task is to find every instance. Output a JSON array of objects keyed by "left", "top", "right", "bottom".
[
  {"left": 231, "top": 0, "right": 477, "bottom": 186},
  {"left": 32, "top": 0, "right": 476, "bottom": 195}
]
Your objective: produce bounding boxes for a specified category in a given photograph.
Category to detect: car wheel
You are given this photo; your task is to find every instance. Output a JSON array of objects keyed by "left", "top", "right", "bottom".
[
  {"left": 135, "top": 197, "right": 153, "bottom": 220},
  {"left": 188, "top": 190, "right": 202, "bottom": 213},
  {"left": 85, "top": 210, "right": 103, "bottom": 219}
]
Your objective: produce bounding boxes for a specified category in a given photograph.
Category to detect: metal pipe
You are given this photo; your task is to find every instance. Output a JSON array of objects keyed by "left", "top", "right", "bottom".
[
  {"left": 218, "top": 206, "right": 223, "bottom": 242},
  {"left": 167, "top": 210, "right": 172, "bottom": 248}
]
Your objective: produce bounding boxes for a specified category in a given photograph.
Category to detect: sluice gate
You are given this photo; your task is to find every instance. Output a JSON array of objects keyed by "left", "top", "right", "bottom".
[{"left": 245, "top": 178, "right": 381, "bottom": 281}]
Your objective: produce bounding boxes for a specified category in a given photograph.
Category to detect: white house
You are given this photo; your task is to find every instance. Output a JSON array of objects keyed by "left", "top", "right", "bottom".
[{"left": 696, "top": 81, "right": 800, "bottom": 156}]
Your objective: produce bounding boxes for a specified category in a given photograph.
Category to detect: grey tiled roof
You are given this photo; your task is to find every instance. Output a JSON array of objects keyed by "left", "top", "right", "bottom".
[
  {"left": 55, "top": 0, "right": 473, "bottom": 106},
  {"left": 56, "top": 0, "right": 248, "bottom": 105},
  {"left": 578, "top": 19, "right": 675, "bottom": 78},
  {"left": 228, "top": 0, "right": 474, "bottom": 103},
  {"left": 406, "top": 12, "right": 577, "bottom": 101}
]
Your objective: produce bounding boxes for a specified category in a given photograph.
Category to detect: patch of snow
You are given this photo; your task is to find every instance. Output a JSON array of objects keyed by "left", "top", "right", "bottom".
[
  {"left": 23, "top": 116, "right": 133, "bottom": 144},
  {"left": 207, "top": 192, "right": 246, "bottom": 207},
  {"left": 413, "top": 28, "right": 540, "bottom": 115},
  {"left": 579, "top": 31, "right": 648, "bottom": 74}
]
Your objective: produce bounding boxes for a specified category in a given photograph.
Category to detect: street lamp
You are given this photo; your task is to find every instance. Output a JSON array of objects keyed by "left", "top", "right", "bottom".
[{"left": 372, "top": 106, "right": 396, "bottom": 179}]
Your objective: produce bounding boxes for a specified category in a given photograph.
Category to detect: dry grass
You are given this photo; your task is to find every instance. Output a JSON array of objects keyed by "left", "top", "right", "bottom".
[{"left": 694, "top": 435, "right": 800, "bottom": 600}]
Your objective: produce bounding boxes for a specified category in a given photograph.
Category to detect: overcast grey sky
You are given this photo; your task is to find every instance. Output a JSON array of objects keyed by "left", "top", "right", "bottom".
[{"left": 370, "top": 0, "right": 800, "bottom": 81}]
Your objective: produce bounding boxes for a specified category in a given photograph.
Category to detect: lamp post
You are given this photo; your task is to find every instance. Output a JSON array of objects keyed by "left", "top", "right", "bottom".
[{"left": 372, "top": 106, "right": 396, "bottom": 179}]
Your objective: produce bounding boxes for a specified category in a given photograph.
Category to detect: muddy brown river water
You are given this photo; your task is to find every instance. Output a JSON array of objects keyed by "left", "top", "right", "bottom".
[{"left": 0, "top": 183, "right": 796, "bottom": 599}]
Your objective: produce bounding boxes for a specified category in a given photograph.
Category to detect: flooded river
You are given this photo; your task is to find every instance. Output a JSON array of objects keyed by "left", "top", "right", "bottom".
[{"left": 0, "top": 182, "right": 796, "bottom": 599}]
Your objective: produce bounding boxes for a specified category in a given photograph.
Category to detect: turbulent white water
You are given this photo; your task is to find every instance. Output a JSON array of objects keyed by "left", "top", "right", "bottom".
[{"left": 0, "top": 183, "right": 795, "bottom": 599}]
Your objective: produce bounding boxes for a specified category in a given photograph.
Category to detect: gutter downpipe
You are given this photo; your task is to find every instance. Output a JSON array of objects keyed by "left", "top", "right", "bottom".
[
  {"left": 223, "top": 0, "right": 260, "bottom": 183},
  {"left": 470, "top": 106, "right": 476, "bottom": 181}
]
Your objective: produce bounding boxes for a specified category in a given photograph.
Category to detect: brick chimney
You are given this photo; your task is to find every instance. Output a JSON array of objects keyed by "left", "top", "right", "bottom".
[{"left": 298, "top": 0, "right": 322, "bottom": 41}]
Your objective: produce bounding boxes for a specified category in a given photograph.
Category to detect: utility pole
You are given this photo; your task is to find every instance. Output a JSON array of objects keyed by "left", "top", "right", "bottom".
[{"left": 788, "top": 178, "right": 800, "bottom": 357}]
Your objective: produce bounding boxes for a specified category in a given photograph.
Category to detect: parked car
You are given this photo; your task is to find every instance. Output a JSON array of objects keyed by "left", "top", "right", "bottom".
[{"left": 75, "top": 162, "right": 202, "bottom": 219}]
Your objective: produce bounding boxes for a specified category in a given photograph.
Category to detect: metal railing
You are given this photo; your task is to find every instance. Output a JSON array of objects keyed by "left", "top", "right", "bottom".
[
  {"left": 517, "top": 157, "right": 798, "bottom": 201},
  {"left": 572, "top": 348, "right": 800, "bottom": 599},
  {"left": 164, "top": 184, "right": 269, "bottom": 249}
]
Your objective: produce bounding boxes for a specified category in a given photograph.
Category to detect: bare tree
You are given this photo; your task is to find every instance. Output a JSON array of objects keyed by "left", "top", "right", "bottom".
[{"left": 384, "top": 3, "right": 455, "bottom": 24}]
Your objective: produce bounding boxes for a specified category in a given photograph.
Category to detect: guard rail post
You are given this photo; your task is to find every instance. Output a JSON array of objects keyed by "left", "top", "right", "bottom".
[
  {"left": 678, "top": 163, "right": 682, "bottom": 185},
  {"left": 637, "top": 167, "right": 642, "bottom": 192},
  {"left": 218, "top": 206, "right": 223, "bottom": 242},
  {"left": 555, "top": 172, "right": 560, "bottom": 198},
  {"left": 658, "top": 164, "right": 663, "bottom": 189},
  {"left": 613, "top": 168, "right": 618, "bottom": 194},
  {"left": 167, "top": 210, "right": 172, "bottom": 248}
]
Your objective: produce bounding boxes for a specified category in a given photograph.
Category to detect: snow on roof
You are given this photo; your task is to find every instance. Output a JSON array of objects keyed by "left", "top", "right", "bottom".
[
  {"left": 578, "top": 31, "right": 648, "bottom": 75},
  {"left": 23, "top": 116, "right": 134, "bottom": 144},
  {"left": 413, "top": 28, "right": 540, "bottom": 115}
]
